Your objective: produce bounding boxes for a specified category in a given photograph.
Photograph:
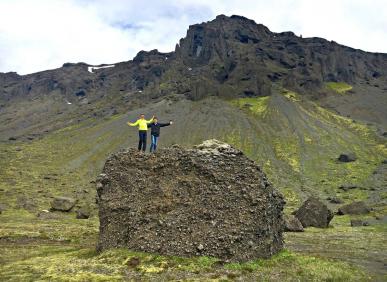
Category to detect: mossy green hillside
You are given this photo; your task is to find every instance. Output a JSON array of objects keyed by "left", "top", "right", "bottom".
[
  {"left": 228, "top": 91, "right": 386, "bottom": 212},
  {"left": 326, "top": 82, "right": 353, "bottom": 94}
]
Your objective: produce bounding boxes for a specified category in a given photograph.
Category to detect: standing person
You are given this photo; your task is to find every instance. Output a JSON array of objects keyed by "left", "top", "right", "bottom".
[
  {"left": 148, "top": 117, "right": 173, "bottom": 152},
  {"left": 127, "top": 114, "right": 154, "bottom": 152}
]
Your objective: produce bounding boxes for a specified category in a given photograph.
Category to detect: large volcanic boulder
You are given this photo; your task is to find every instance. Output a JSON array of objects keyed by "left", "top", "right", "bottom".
[
  {"left": 96, "top": 140, "right": 285, "bottom": 261},
  {"left": 292, "top": 197, "right": 334, "bottom": 228}
]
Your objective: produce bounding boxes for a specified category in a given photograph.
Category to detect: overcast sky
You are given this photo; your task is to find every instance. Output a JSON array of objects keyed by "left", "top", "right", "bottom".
[{"left": 1, "top": 0, "right": 386, "bottom": 75}]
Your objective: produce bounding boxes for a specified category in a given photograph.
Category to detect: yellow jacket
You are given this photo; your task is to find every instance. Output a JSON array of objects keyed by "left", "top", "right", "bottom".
[{"left": 127, "top": 118, "right": 153, "bottom": 131}]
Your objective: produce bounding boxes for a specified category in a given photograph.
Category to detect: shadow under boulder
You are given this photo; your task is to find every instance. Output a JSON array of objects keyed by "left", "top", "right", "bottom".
[
  {"left": 292, "top": 197, "right": 333, "bottom": 228},
  {"left": 96, "top": 140, "right": 285, "bottom": 262}
]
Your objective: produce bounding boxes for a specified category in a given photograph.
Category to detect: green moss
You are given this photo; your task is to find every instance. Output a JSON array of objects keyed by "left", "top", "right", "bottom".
[
  {"left": 229, "top": 96, "right": 270, "bottom": 116},
  {"left": 326, "top": 82, "right": 353, "bottom": 94},
  {"left": 0, "top": 245, "right": 369, "bottom": 281},
  {"left": 282, "top": 89, "right": 301, "bottom": 102},
  {"left": 225, "top": 249, "right": 367, "bottom": 280}
]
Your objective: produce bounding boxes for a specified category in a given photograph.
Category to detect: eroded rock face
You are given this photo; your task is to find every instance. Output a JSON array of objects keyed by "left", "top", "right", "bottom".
[
  {"left": 292, "top": 197, "right": 333, "bottom": 228},
  {"left": 97, "top": 140, "right": 285, "bottom": 261}
]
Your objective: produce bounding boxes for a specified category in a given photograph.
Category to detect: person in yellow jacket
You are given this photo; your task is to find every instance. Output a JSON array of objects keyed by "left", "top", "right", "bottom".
[{"left": 127, "top": 114, "right": 154, "bottom": 152}]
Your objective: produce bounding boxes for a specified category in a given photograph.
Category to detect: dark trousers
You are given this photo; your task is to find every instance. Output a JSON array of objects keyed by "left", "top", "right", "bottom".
[{"left": 138, "top": 130, "right": 147, "bottom": 151}]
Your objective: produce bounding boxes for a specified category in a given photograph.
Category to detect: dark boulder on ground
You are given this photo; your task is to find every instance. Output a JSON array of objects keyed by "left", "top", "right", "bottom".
[
  {"left": 50, "top": 196, "right": 76, "bottom": 212},
  {"left": 337, "top": 201, "right": 370, "bottom": 215},
  {"left": 338, "top": 184, "right": 358, "bottom": 191},
  {"left": 76, "top": 208, "right": 90, "bottom": 219},
  {"left": 292, "top": 197, "right": 334, "bottom": 228},
  {"left": 97, "top": 139, "right": 285, "bottom": 261},
  {"left": 327, "top": 196, "right": 343, "bottom": 204},
  {"left": 350, "top": 219, "right": 370, "bottom": 227},
  {"left": 284, "top": 215, "right": 304, "bottom": 232},
  {"left": 338, "top": 153, "right": 357, "bottom": 162}
]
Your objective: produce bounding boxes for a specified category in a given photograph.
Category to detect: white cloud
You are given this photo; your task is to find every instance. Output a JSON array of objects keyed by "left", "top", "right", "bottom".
[{"left": 0, "top": 0, "right": 386, "bottom": 74}]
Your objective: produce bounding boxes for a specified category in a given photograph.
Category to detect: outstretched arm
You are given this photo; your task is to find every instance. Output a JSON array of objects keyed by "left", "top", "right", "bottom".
[
  {"left": 159, "top": 121, "right": 173, "bottom": 127},
  {"left": 127, "top": 120, "right": 139, "bottom": 126}
]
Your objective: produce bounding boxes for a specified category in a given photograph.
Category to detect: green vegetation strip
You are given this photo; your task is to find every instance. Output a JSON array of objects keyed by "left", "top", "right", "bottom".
[{"left": 326, "top": 82, "right": 353, "bottom": 94}]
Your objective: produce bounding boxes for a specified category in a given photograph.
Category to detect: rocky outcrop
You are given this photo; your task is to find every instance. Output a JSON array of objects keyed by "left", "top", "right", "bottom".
[
  {"left": 292, "top": 197, "right": 334, "bottom": 228},
  {"left": 97, "top": 140, "right": 285, "bottom": 261},
  {"left": 50, "top": 196, "right": 76, "bottom": 212},
  {"left": 337, "top": 201, "right": 370, "bottom": 215}
]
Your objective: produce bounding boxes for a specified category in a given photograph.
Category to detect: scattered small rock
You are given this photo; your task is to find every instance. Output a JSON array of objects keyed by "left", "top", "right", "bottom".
[
  {"left": 8, "top": 136, "right": 17, "bottom": 141},
  {"left": 381, "top": 159, "right": 387, "bottom": 165},
  {"left": 339, "top": 184, "right": 358, "bottom": 191},
  {"left": 338, "top": 152, "right": 357, "bottom": 162},
  {"left": 76, "top": 208, "right": 90, "bottom": 219},
  {"left": 126, "top": 257, "right": 141, "bottom": 268},
  {"left": 350, "top": 219, "right": 370, "bottom": 227},
  {"left": 284, "top": 214, "right": 304, "bottom": 232},
  {"left": 326, "top": 197, "right": 343, "bottom": 204},
  {"left": 16, "top": 196, "right": 36, "bottom": 211},
  {"left": 197, "top": 244, "right": 204, "bottom": 251},
  {"left": 50, "top": 196, "right": 76, "bottom": 212},
  {"left": 337, "top": 201, "right": 370, "bottom": 215},
  {"left": 292, "top": 197, "right": 333, "bottom": 228}
]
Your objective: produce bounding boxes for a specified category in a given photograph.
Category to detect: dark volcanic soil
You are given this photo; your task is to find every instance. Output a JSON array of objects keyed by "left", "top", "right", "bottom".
[{"left": 96, "top": 140, "right": 285, "bottom": 261}]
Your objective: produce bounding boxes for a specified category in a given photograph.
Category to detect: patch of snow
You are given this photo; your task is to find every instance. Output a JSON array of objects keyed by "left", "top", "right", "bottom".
[
  {"left": 188, "top": 67, "right": 192, "bottom": 71},
  {"left": 165, "top": 57, "right": 168, "bottom": 60},
  {"left": 195, "top": 45, "right": 202, "bottom": 57},
  {"left": 87, "top": 64, "right": 115, "bottom": 73},
  {"left": 65, "top": 99, "right": 72, "bottom": 105}
]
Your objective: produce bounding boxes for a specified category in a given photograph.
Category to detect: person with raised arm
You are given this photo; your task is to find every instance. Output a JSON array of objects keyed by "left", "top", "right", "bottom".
[
  {"left": 148, "top": 117, "right": 173, "bottom": 152},
  {"left": 127, "top": 114, "right": 154, "bottom": 152}
]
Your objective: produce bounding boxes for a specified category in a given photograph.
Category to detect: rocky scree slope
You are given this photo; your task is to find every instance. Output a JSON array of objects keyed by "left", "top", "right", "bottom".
[{"left": 96, "top": 140, "right": 285, "bottom": 261}]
